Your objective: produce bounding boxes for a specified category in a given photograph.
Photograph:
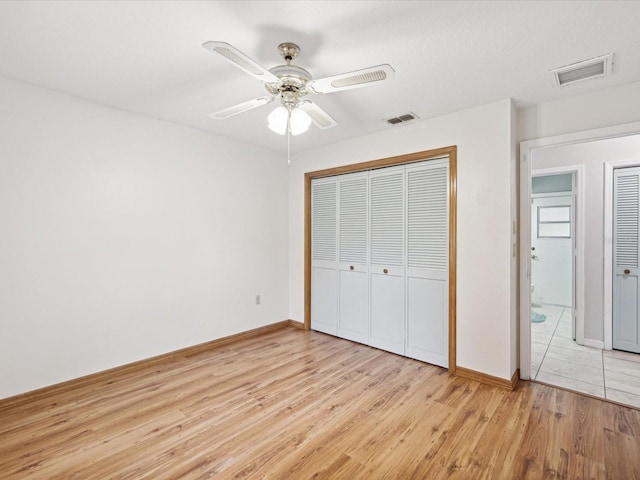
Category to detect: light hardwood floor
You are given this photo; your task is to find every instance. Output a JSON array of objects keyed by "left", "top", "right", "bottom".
[{"left": 1, "top": 327, "right": 640, "bottom": 479}]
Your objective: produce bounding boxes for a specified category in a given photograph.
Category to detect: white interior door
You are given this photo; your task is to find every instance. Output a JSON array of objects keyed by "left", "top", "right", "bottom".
[
  {"left": 369, "top": 166, "right": 405, "bottom": 355},
  {"left": 530, "top": 194, "right": 573, "bottom": 307},
  {"left": 338, "top": 173, "right": 369, "bottom": 344},
  {"left": 613, "top": 167, "right": 640, "bottom": 353}
]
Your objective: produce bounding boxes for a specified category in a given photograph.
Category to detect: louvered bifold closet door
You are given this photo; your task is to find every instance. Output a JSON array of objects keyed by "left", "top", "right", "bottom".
[
  {"left": 311, "top": 178, "right": 339, "bottom": 335},
  {"left": 369, "top": 166, "right": 405, "bottom": 355},
  {"left": 405, "top": 159, "right": 449, "bottom": 367},
  {"left": 338, "top": 173, "right": 369, "bottom": 344},
  {"left": 613, "top": 167, "right": 640, "bottom": 353}
]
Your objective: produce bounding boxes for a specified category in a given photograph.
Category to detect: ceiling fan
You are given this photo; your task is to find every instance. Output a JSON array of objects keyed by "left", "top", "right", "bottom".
[{"left": 202, "top": 41, "right": 395, "bottom": 136}]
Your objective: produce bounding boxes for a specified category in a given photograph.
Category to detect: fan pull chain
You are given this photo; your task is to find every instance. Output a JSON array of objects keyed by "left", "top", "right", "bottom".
[{"left": 287, "top": 107, "right": 292, "bottom": 165}]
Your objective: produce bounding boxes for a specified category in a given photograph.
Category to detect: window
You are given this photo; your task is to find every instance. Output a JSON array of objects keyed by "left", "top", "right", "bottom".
[{"left": 537, "top": 206, "right": 570, "bottom": 238}]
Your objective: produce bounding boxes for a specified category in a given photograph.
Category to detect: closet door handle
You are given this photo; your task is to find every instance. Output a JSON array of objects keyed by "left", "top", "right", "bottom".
[
  {"left": 349, "top": 265, "right": 354, "bottom": 271},
  {"left": 383, "top": 268, "right": 388, "bottom": 274},
  {"left": 624, "top": 269, "right": 631, "bottom": 274}
]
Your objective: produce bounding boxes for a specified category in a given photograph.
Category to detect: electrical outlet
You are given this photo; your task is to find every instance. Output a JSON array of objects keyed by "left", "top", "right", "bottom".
[{"left": 256, "top": 295, "right": 260, "bottom": 305}]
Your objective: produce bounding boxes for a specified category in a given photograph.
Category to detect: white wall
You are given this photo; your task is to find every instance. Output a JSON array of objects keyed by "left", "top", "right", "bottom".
[
  {"left": 518, "top": 81, "right": 640, "bottom": 142},
  {"left": 289, "top": 99, "right": 517, "bottom": 380},
  {"left": 0, "top": 76, "right": 289, "bottom": 399},
  {"left": 532, "top": 135, "right": 640, "bottom": 342}
]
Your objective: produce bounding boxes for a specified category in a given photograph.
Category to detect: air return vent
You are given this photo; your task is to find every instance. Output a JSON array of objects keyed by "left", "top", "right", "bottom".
[
  {"left": 386, "top": 113, "right": 418, "bottom": 125},
  {"left": 551, "top": 53, "right": 613, "bottom": 87}
]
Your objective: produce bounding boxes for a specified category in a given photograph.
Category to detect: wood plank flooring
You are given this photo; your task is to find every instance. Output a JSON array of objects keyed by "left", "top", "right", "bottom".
[{"left": 1, "top": 327, "right": 639, "bottom": 479}]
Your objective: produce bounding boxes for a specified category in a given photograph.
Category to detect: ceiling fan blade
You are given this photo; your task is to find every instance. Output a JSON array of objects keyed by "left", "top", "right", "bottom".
[
  {"left": 299, "top": 101, "right": 337, "bottom": 129},
  {"left": 209, "top": 96, "right": 275, "bottom": 119},
  {"left": 202, "top": 41, "right": 279, "bottom": 83},
  {"left": 310, "top": 64, "right": 395, "bottom": 94}
]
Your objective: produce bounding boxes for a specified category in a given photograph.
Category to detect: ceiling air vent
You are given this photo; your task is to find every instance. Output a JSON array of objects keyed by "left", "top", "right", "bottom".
[
  {"left": 551, "top": 53, "right": 613, "bottom": 87},
  {"left": 386, "top": 112, "right": 418, "bottom": 125}
]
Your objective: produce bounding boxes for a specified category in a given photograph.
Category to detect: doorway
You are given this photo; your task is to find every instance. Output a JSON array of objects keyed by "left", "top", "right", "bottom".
[
  {"left": 521, "top": 125, "right": 640, "bottom": 409},
  {"left": 529, "top": 173, "right": 577, "bottom": 380}
]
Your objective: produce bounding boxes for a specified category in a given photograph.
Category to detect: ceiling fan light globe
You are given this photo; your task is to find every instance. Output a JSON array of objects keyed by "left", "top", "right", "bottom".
[
  {"left": 268, "top": 106, "right": 288, "bottom": 135},
  {"left": 290, "top": 108, "right": 312, "bottom": 136}
]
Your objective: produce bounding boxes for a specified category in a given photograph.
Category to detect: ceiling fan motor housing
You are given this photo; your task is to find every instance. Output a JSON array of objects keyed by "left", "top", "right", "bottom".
[{"left": 266, "top": 64, "right": 313, "bottom": 107}]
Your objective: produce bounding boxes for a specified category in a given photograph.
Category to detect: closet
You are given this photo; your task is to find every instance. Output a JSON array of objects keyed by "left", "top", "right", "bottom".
[
  {"left": 310, "top": 157, "right": 450, "bottom": 368},
  {"left": 613, "top": 167, "right": 640, "bottom": 353}
]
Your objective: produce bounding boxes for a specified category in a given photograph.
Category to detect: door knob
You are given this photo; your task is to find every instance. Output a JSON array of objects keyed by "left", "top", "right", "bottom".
[
  {"left": 349, "top": 265, "right": 354, "bottom": 271},
  {"left": 383, "top": 268, "right": 388, "bottom": 274},
  {"left": 624, "top": 269, "right": 631, "bottom": 274}
]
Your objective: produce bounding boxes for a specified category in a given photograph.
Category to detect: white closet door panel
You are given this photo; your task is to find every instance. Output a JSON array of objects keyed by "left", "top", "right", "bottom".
[
  {"left": 311, "top": 178, "right": 338, "bottom": 334},
  {"left": 338, "top": 270, "right": 369, "bottom": 343},
  {"left": 406, "top": 267, "right": 447, "bottom": 281},
  {"left": 614, "top": 172, "right": 639, "bottom": 269},
  {"left": 339, "top": 174, "right": 368, "bottom": 265},
  {"left": 337, "top": 173, "right": 369, "bottom": 344},
  {"left": 613, "top": 168, "right": 640, "bottom": 353},
  {"left": 369, "top": 166, "right": 405, "bottom": 355},
  {"left": 405, "top": 159, "right": 449, "bottom": 367},
  {"left": 370, "top": 265, "right": 402, "bottom": 276},
  {"left": 407, "top": 162, "right": 449, "bottom": 271},
  {"left": 370, "top": 169, "right": 404, "bottom": 268},
  {"left": 614, "top": 275, "right": 639, "bottom": 350},
  {"left": 406, "top": 277, "right": 448, "bottom": 367},
  {"left": 311, "top": 267, "right": 338, "bottom": 335},
  {"left": 312, "top": 181, "right": 337, "bottom": 264},
  {"left": 370, "top": 273, "right": 404, "bottom": 355}
]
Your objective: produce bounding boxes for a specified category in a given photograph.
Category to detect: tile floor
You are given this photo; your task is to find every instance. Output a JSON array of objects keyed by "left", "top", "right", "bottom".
[{"left": 531, "top": 304, "right": 640, "bottom": 409}]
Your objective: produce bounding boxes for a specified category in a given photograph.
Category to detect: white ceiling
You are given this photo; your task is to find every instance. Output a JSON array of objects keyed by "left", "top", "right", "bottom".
[{"left": 1, "top": 1, "right": 640, "bottom": 154}]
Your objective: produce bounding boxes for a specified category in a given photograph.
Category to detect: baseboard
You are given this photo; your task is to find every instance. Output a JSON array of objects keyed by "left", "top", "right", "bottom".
[
  {"left": 456, "top": 366, "right": 520, "bottom": 391},
  {"left": 511, "top": 368, "right": 520, "bottom": 389},
  {"left": 0, "top": 320, "right": 295, "bottom": 412},
  {"left": 287, "top": 319, "right": 306, "bottom": 330},
  {"left": 581, "top": 338, "right": 605, "bottom": 349}
]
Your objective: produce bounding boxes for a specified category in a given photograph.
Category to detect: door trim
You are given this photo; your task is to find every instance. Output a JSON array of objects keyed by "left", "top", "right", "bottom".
[
  {"left": 304, "top": 146, "right": 457, "bottom": 374},
  {"left": 520, "top": 121, "right": 640, "bottom": 380}
]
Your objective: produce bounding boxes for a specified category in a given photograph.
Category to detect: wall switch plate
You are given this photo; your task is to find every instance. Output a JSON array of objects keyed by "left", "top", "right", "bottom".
[{"left": 256, "top": 295, "right": 260, "bottom": 305}]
